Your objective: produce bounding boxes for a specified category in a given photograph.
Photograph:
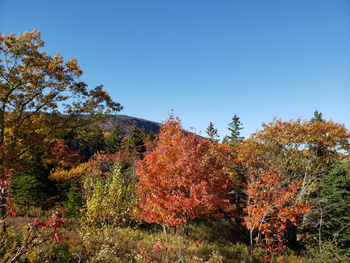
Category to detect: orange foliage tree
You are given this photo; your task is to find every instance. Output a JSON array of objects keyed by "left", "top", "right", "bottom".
[
  {"left": 243, "top": 166, "right": 310, "bottom": 262},
  {"left": 135, "top": 113, "right": 230, "bottom": 232},
  {"left": 43, "top": 139, "right": 82, "bottom": 182},
  {"left": 252, "top": 117, "right": 350, "bottom": 190}
]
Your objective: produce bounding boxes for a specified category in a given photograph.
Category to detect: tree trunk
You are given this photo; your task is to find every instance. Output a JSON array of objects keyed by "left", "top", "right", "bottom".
[
  {"left": 285, "top": 219, "right": 298, "bottom": 249},
  {"left": 249, "top": 229, "right": 254, "bottom": 263},
  {"left": 162, "top": 224, "right": 168, "bottom": 242},
  {"left": 0, "top": 191, "right": 7, "bottom": 218}
]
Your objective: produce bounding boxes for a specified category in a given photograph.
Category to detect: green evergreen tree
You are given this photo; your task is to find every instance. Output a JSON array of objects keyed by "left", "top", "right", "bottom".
[
  {"left": 106, "top": 121, "right": 125, "bottom": 154},
  {"left": 310, "top": 110, "right": 324, "bottom": 123},
  {"left": 61, "top": 124, "right": 105, "bottom": 160},
  {"left": 125, "top": 121, "right": 146, "bottom": 155},
  {"left": 10, "top": 154, "right": 57, "bottom": 208},
  {"left": 227, "top": 114, "right": 244, "bottom": 143},
  {"left": 78, "top": 124, "right": 106, "bottom": 160},
  {"left": 206, "top": 122, "right": 220, "bottom": 142},
  {"left": 309, "top": 110, "right": 334, "bottom": 161},
  {"left": 124, "top": 121, "right": 146, "bottom": 181},
  {"left": 222, "top": 135, "right": 229, "bottom": 144},
  {"left": 140, "top": 126, "right": 147, "bottom": 140},
  {"left": 303, "top": 161, "right": 350, "bottom": 258},
  {"left": 147, "top": 130, "right": 157, "bottom": 142},
  {"left": 65, "top": 179, "right": 82, "bottom": 218},
  {"left": 318, "top": 161, "right": 350, "bottom": 255}
]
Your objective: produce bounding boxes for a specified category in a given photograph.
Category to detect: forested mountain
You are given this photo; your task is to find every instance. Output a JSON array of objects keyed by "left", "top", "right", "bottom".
[{"left": 98, "top": 115, "right": 161, "bottom": 135}]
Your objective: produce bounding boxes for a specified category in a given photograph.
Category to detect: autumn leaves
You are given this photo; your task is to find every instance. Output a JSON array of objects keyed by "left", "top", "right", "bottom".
[{"left": 135, "top": 112, "right": 350, "bottom": 260}]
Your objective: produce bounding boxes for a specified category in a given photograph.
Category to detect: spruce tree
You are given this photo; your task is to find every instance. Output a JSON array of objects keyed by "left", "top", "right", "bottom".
[
  {"left": 10, "top": 153, "right": 57, "bottom": 208},
  {"left": 125, "top": 121, "right": 146, "bottom": 181},
  {"left": 65, "top": 179, "right": 82, "bottom": 218},
  {"left": 227, "top": 114, "right": 244, "bottom": 143},
  {"left": 147, "top": 130, "right": 157, "bottom": 142},
  {"left": 310, "top": 110, "right": 324, "bottom": 123},
  {"left": 303, "top": 161, "right": 350, "bottom": 257},
  {"left": 309, "top": 110, "right": 333, "bottom": 161},
  {"left": 222, "top": 135, "right": 229, "bottom": 144},
  {"left": 106, "top": 121, "right": 125, "bottom": 154},
  {"left": 125, "top": 121, "right": 146, "bottom": 155},
  {"left": 206, "top": 122, "right": 220, "bottom": 142},
  {"left": 78, "top": 124, "right": 106, "bottom": 160}
]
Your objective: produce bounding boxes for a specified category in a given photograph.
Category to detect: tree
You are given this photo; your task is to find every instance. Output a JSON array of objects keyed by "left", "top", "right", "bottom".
[
  {"left": 43, "top": 139, "right": 82, "bottom": 181},
  {"left": 251, "top": 116, "right": 350, "bottom": 249},
  {"left": 243, "top": 166, "right": 310, "bottom": 262},
  {"left": 77, "top": 123, "right": 106, "bottom": 161},
  {"left": 303, "top": 161, "right": 350, "bottom": 257},
  {"left": 0, "top": 29, "right": 122, "bottom": 177},
  {"left": 106, "top": 121, "right": 126, "bottom": 154},
  {"left": 252, "top": 117, "right": 350, "bottom": 197},
  {"left": 9, "top": 153, "right": 56, "bottom": 208},
  {"left": 135, "top": 113, "right": 230, "bottom": 231},
  {"left": 310, "top": 110, "right": 324, "bottom": 123},
  {"left": 125, "top": 121, "right": 146, "bottom": 155},
  {"left": 227, "top": 114, "right": 244, "bottom": 143},
  {"left": 147, "top": 130, "right": 157, "bottom": 142},
  {"left": 206, "top": 122, "right": 220, "bottom": 142},
  {"left": 65, "top": 179, "right": 82, "bottom": 218},
  {"left": 0, "top": 29, "right": 122, "bottom": 216}
]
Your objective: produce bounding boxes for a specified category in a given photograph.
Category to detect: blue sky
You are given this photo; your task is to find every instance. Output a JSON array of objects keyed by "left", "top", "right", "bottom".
[{"left": 1, "top": 0, "right": 349, "bottom": 139}]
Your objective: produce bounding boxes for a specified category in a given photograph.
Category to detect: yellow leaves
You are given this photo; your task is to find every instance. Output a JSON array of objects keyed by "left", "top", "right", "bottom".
[
  {"left": 0, "top": 30, "right": 123, "bottom": 174},
  {"left": 81, "top": 164, "right": 138, "bottom": 231}
]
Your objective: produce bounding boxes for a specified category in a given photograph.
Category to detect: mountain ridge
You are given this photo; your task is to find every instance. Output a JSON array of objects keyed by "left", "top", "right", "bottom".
[{"left": 98, "top": 114, "right": 161, "bottom": 136}]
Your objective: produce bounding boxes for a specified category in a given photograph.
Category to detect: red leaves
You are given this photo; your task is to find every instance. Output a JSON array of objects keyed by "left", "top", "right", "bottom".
[
  {"left": 135, "top": 113, "right": 230, "bottom": 227},
  {"left": 53, "top": 233, "right": 61, "bottom": 243},
  {"left": 33, "top": 211, "right": 65, "bottom": 243}
]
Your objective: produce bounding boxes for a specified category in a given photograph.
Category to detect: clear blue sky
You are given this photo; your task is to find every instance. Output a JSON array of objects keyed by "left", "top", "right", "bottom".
[{"left": 1, "top": 0, "right": 349, "bottom": 139}]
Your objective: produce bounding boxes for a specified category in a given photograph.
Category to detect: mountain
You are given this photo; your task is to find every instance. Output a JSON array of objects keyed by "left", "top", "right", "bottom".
[{"left": 98, "top": 115, "right": 161, "bottom": 136}]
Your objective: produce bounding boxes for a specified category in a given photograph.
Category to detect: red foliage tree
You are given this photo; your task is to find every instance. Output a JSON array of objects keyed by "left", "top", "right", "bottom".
[
  {"left": 243, "top": 166, "right": 310, "bottom": 262},
  {"left": 135, "top": 113, "right": 230, "bottom": 229}
]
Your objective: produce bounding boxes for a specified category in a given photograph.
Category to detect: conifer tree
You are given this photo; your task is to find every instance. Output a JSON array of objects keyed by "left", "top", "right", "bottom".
[
  {"left": 147, "top": 130, "right": 157, "bottom": 142},
  {"left": 78, "top": 124, "right": 106, "bottom": 160},
  {"left": 65, "top": 179, "right": 82, "bottom": 218},
  {"left": 227, "top": 114, "right": 244, "bottom": 143},
  {"left": 125, "top": 121, "right": 146, "bottom": 180},
  {"left": 222, "top": 135, "right": 229, "bottom": 144},
  {"left": 206, "top": 122, "right": 220, "bottom": 142},
  {"left": 10, "top": 154, "right": 56, "bottom": 208},
  {"left": 310, "top": 110, "right": 324, "bottom": 123},
  {"left": 125, "top": 121, "right": 146, "bottom": 155},
  {"left": 106, "top": 121, "right": 125, "bottom": 154},
  {"left": 309, "top": 110, "right": 332, "bottom": 160}
]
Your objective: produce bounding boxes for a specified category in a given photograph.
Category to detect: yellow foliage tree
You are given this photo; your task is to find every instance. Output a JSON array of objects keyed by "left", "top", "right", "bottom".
[{"left": 0, "top": 29, "right": 122, "bottom": 177}]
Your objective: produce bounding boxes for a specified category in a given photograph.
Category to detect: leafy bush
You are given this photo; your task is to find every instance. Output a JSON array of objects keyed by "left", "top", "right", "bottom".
[{"left": 81, "top": 164, "right": 138, "bottom": 231}]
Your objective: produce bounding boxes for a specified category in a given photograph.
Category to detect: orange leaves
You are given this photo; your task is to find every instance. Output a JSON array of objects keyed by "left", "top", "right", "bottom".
[
  {"left": 135, "top": 114, "right": 230, "bottom": 227},
  {"left": 43, "top": 139, "right": 83, "bottom": 181},
  {"left": 243, "top": 166, "right": 310, "bottom": 254},
  {"left": 44, "top": 139, "right": 81, "bottom": 170}
]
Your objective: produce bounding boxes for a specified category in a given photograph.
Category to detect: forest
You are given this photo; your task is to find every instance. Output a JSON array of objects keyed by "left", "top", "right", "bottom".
[{"left": 1, "top": 30, "right": 350, "bottom": 263}]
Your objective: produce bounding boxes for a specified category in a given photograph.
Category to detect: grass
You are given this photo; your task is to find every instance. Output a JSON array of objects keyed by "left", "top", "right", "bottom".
[{"left": 0, "top": 209, "right": 338, "bottom": 263}]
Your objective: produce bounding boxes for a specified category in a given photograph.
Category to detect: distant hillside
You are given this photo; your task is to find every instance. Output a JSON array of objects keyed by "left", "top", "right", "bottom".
[{"left": 98, "top": 115, "right": 161, "bottom": 136}]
